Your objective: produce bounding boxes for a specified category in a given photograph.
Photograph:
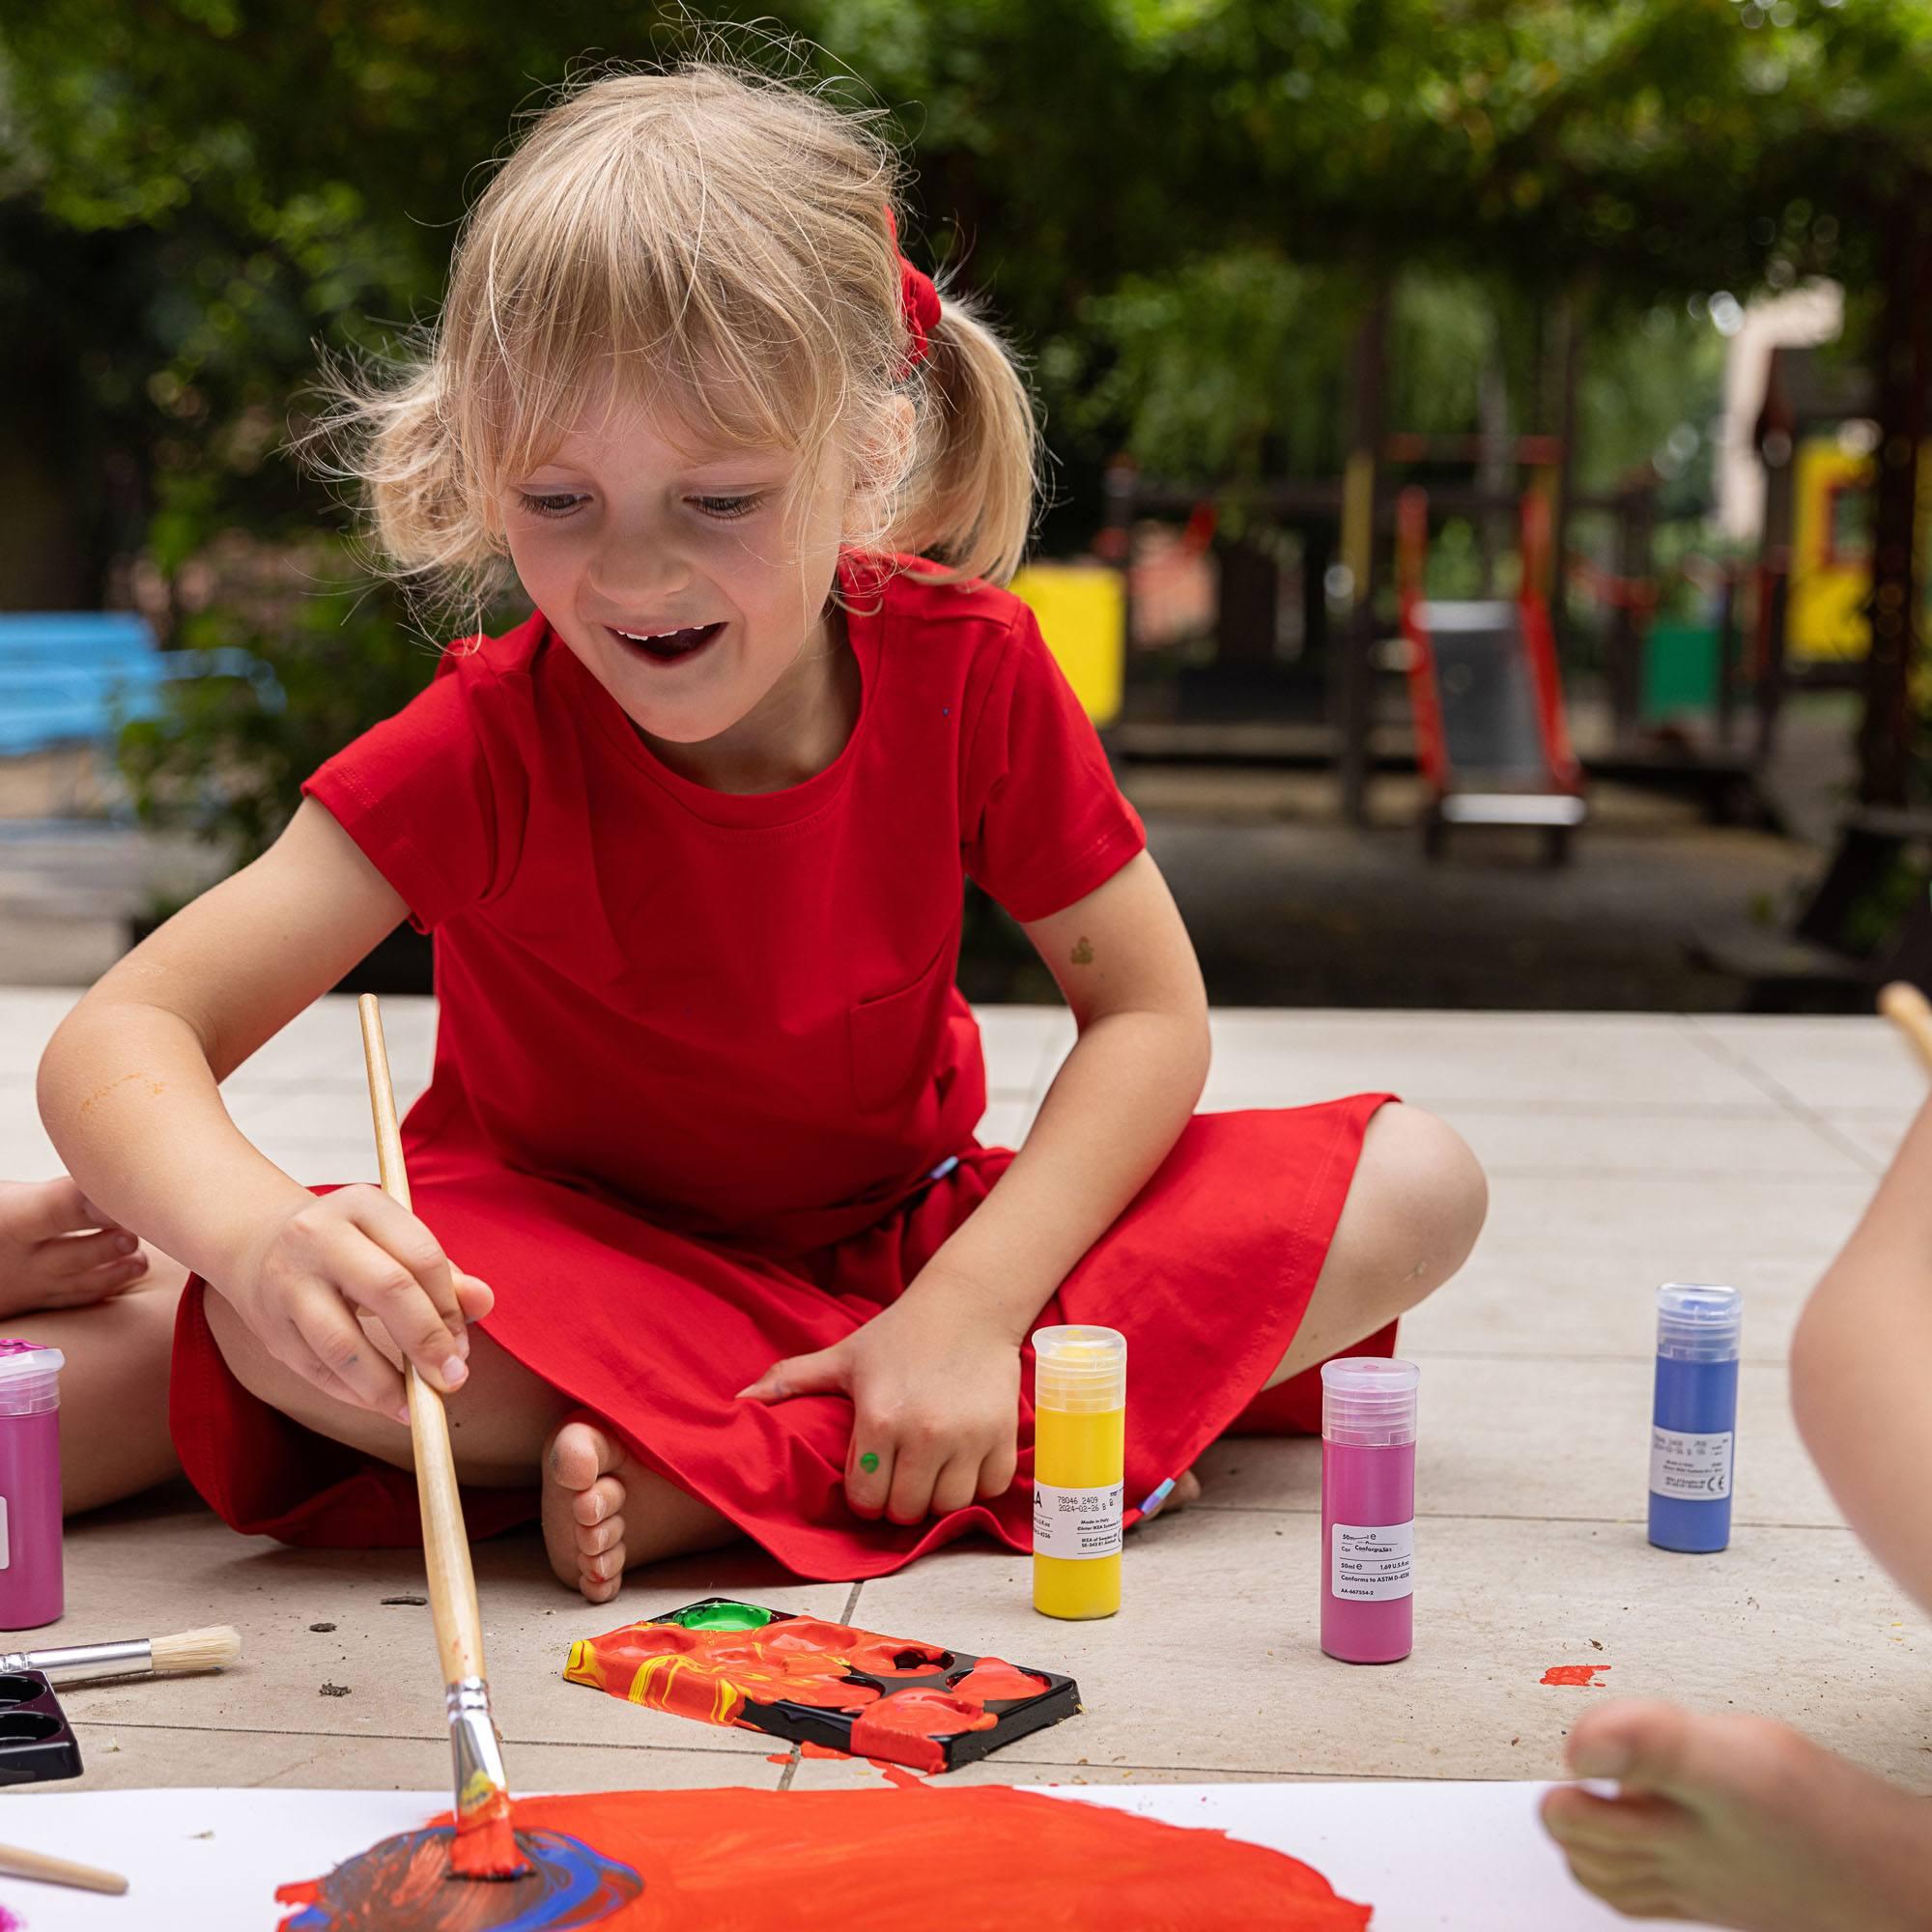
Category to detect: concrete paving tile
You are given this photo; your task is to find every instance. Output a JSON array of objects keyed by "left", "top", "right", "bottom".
[
  {"left": 1403, "top": 1252, "right": 1824, "bottom": 1364},
  {"left": 1197, "top": 1012, "right": 1773, "bottom": 1112},
  {"left": 1689, "top": 1016, "right": 1926, "bottom": 1113},
  {"left": 53, "top": 1496, "right": 859, "bottom": 1759},
  {"left": 972, "top": 1096, "right": 1036, "bottom": 1150},
  {"left": 1816, "top": 1107, "right": 1918, "bottom": 1168},
  {"left": 25, "top": 1723, "right": 777, "bottom": 1795},
  {"left": 0, "top": 989, "right": 83, "bottom": 1075},
  {"left": 1444, "top": 1107, "right": 1868, "bottom": 1179},
  {"left": 783, "top": 1749, "right": 1291, "bottom": 1791},
  {"left": 1194, "top": 1356, "right": 1840, "bottom": 1528},
  {"left": 972, "top": 1006, "right": 1069, "bottom": 1094},
  {"left": 1474, "top": 1171, "right": 1870, "bottom": 1273},
  {"left": 842, "top": 1512, "right": 1931, "bottom": 1783}
]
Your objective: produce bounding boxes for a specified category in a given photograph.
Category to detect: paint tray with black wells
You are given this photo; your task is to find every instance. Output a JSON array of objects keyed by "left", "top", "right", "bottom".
[
  {"left": 562, "top": 1598, "right": 1079, "bottom": 1774},
  {"left": 0, "top": 1669, "right": 82, "bottom": 1785}
]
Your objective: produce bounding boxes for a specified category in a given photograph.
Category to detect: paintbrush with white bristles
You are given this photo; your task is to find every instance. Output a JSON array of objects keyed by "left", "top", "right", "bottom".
[{"left": 0, "top": 1623, "right": 240, "bottom": 1681}]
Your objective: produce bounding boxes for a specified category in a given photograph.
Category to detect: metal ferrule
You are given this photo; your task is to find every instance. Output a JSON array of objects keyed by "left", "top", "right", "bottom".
[
  {"left": 0, "top": 1639, "right": 153, "bottom": 1680},
  {"left": 445, "top": 1676, "right": 511, "bottom": 1823}
]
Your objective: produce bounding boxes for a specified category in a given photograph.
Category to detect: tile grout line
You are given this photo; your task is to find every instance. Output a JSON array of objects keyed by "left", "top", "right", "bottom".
[{"left": 1679, "top": 1015, "right": 1887, "bottom": 1178}]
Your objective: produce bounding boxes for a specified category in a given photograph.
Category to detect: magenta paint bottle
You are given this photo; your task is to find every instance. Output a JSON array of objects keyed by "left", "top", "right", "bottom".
[
  {"left": 0, "top": 1342, "right": 65, "bottom": 1632},
  {"left": 1321, "top": 1357, "right": 1419, "bottom": 1664}
]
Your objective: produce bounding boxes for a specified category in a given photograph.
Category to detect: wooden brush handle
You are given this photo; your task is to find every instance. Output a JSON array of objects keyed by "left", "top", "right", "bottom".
[
  {"left": 358, "top": 995, "right": 489, "bottom": 1688},
  {"left": 1879, "top": 980, "right": 1932, "bottom": 1078},
  {"left": 0, "top": 1841, "right": 128, "bottom": 1893}
]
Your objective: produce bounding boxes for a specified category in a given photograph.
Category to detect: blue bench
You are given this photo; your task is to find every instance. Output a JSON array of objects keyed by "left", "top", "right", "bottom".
[{"left": 0, "top": 612, "right": 280, "bottom": 756}]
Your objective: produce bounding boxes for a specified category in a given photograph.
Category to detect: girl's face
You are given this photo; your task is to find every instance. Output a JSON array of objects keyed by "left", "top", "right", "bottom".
[{"left": 501, "top": 390, "right": 850, "bottom": 752}]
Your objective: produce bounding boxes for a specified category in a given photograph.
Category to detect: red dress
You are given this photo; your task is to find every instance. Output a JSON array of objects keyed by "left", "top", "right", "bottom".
[{"left": 170, "top": 554, "right": 1394, "bottom": 1577}]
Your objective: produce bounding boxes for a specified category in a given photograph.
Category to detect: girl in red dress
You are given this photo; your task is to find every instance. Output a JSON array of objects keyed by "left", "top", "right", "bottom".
[{"left": 40, "top": 65, "right": 1486, "bottom": 1599}]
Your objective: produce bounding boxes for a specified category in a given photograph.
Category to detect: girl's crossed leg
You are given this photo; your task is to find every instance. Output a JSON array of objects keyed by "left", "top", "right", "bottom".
[{"left": 205, "top": 1100, "right": 1483, "bottom": 1605}]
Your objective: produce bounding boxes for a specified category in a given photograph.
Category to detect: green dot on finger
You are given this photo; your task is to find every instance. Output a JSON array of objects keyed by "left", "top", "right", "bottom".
[{"left": 859, "top": 1452, "right": 880, "bottom": 1473}]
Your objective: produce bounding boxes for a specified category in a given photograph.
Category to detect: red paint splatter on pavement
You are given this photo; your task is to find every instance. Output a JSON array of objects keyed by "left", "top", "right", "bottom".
[{"left": 1541, "top": 1663, "right": 1610, "bottom": 1688}]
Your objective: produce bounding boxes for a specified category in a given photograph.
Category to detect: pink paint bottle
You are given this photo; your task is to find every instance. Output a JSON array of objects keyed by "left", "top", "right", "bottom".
[
  {"left": 0, "top": 1343, "right": 65, "bottom": 1631},
  {"left": 1321, "top": 1357, "right": 1418, "bottom": 1664}
]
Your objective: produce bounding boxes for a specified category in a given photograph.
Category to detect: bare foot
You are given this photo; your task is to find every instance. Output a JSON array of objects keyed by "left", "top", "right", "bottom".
[
  {"left": 541, "top": 1413, "right": 631, "bottom": 1605},
  {"left": 1541, "top": 1699, "right": 1932, "bottom": 1930}
]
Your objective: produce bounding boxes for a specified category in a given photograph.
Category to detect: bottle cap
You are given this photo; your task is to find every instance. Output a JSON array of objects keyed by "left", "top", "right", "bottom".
[
  {"left": 1656, "top": 1284, "right": 1742, "bottom": 1362},
  {"left": 1321, "top": 1357, "right": 1420, "bottom": 1446},
  {"left": 0, "top": 1341, "right": 65, "bottom": 1416},
  {"left": 1031, "top": 1325, "right": 1125, "bottom": 1413}
]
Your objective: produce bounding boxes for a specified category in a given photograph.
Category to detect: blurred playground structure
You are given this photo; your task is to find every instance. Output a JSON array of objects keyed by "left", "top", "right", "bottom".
[{"left": 1008, "top": 276, "right": 1931, "bottom": 1009}]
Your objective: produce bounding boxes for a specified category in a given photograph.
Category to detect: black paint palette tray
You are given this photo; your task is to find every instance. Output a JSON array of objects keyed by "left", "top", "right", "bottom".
[
  {"left": 563, "top": 1597, "right": 1080, "bottom": 1774},
  {"left": 0, "top": 1669, "right": 82, "bottom": 1785}
]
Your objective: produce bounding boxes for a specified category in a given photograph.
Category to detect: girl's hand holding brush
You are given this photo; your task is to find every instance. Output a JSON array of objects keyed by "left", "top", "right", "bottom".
[{"left": 216, "top": 1187, "right": 493, "bottom": 1425}]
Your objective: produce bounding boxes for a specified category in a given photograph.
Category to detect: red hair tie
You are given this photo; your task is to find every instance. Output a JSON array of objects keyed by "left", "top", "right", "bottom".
[{"left": 885, "top": 208, "right": 941, "bottom": 373}]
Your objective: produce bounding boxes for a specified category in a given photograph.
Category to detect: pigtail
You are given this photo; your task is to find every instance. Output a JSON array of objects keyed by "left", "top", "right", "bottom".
[{"left": 893, "top": 289, "right": 1041, "bottom": 588}]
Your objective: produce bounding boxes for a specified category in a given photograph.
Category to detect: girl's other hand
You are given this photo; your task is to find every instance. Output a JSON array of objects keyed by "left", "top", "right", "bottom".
[
  {"left": 0, "top": 1177, "right": 153, "bottom": 1316},
  {"left": 738, "top": 1276, "right": 1022, "bottom": 1524},
  {"left": 220, "top": 1185, "right": 494, "bottom": 1425}
]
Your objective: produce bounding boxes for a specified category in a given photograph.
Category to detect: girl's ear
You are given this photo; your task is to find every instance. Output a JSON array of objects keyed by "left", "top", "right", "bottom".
[{"left": 842, "top": 394, "right": 918, "bottom": 547}]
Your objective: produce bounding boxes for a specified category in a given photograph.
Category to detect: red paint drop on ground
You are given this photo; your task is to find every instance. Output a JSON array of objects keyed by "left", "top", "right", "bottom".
[
  {"left": 279, "top": 1785, "right": 1373, "bottom": 1930},
  {"left": 765, "top": 1752, "right": 792, "bottom": 1765},
  {"left": 1541, "top": 1663, "right": 1610, "bottom": 1688},
  {"left": 799, "top": 1742, "right": 848, "bottom": 1759},
  {"left": 873, "top": 1762, "right": 927, "bottom": 1789}
]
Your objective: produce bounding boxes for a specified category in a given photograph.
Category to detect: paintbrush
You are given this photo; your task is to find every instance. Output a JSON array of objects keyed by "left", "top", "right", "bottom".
[
  {"left": 0, "top": 1840, "right": 127, "bottom": 1894},
  {"left": 358, "top": 994, "right": 527, "bottom": 1883},
  {"left": 1878, "top": 980, "right": 1932, "bottom": 1076},
  {"left": 0, "top": 1623, "right": 239, "bottom": 1682}
]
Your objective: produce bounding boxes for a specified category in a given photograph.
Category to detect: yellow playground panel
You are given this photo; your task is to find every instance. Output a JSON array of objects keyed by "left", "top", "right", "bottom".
[
  {"left": 1009, "top": 560, "right": 1125, "bottom": 726},
  {"left": 1787, "top": 439, "right": 1932, "bottom": 665}
]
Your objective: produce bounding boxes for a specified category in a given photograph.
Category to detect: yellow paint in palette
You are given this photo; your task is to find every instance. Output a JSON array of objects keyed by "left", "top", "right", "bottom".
[{"left": 1031, "top": 1325, "right": 1126, "bottom": 1619}]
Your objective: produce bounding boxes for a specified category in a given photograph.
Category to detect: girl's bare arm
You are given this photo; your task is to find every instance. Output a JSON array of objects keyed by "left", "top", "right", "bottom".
[{"left": 37, "top": 800, "right": 476, "bottom": 1415}]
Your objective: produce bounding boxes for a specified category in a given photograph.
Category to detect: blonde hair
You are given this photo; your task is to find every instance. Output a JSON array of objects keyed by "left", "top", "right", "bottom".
[{"left": 312, "top": 62, "right": 1041, "bottom": 620}]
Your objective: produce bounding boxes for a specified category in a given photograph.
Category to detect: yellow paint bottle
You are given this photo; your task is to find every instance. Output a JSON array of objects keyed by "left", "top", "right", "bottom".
[{"left": 1031, "top": 1324, "right": 1126, "bottom": 1620}]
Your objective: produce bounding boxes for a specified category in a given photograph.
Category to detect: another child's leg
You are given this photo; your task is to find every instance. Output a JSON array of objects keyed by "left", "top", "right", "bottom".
[
  {"left": 1543, "top": 1096, "right": 1932, "bottom": 1931},
  {"left": 200, "top": 1289, "right": 735, "bottom": 1595},
  {"left": 6, "top": 1261, "right": 185, "bottom": 1514},
  {"left": 1261, "top": 1101, "right": 1487, "bottom": 1389}
]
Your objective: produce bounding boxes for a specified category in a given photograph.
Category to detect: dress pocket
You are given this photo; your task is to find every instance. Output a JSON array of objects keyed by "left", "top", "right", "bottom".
[{"left": 847, "top": 934, "right": 956, "bottom": 1116}]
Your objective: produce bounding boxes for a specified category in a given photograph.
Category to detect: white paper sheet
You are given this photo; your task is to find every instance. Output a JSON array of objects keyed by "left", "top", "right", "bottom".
[{"left": 0, "top": 1782, "right": 1711, "bottom": 1930}]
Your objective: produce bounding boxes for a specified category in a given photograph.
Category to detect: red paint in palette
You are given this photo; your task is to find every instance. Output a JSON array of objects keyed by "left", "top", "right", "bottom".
[{"left": 1541, "top": 1663, "right": 1610, "bottom": 1688}]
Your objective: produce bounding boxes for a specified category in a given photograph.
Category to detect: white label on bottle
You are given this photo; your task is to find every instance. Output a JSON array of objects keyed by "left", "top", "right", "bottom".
[
  {"left": 1650, "top": 1428, "right": 1733, "bottom": 1499},
  {"left": 1331, "top": 1520, "right": 1414, "bottom": 1601},
  {"left": 0, "top": 1496, "right": 10, "bottom": 1570},
  {"left": 1033, "top": 1481, "right": 1123, "bottom": 1559}
]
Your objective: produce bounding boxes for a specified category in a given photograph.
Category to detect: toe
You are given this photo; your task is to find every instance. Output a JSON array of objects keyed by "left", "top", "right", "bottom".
[
  {"left": 547, "top": 1413, "right": 620, "bottom": 1492},
  {"left": 573, "top": 1473, "right": 626, "bottom": 1528}
]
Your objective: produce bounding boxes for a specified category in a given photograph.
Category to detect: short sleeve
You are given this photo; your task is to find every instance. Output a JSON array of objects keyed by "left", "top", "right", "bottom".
[
  {"left": 300, "top": 652, "right": 526, "bottom": 933},
  {"left": 960, "top": 604, "right": 1146, "bottom": 923}
]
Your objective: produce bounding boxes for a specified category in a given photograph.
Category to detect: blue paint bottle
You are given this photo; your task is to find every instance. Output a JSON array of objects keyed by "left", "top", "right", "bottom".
[{"left": 1648, "top": 1284, "right": 1741, "bottom": 1553}]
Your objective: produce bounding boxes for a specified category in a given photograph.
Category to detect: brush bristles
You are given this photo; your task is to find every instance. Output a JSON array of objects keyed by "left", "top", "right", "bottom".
[
  {"left": 450, "top": 1810, "right": 526, "bottom": 1881},
  {"left": 149, "top": 1626, "right": 242, "bottom": 1675}
]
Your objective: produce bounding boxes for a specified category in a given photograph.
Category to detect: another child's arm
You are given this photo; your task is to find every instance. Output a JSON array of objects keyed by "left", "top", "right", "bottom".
[
  {"left": 37, "top": 800, "right": 485, "bottom": 1422},
  {"left": 0, "top": 1177, "right": 153, "bottom": 1314},
  {"left": 742, "top": 851, "right": 1208, "bottom": 1522},
  {"left": 1789, "top": 1091, "right": 1932, "bottom": 1612}
]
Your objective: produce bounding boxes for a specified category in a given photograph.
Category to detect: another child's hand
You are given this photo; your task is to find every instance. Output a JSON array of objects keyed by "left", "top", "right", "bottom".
[
  {"left": 0, "top": 1177, "right": 153, "bottom": 1316},
  {"left": 738, "top": 1275, "right": 1021, "bottom": 1523},
  {"left": 222, "top": 1185, "right": 494, "bottom": 1424}
]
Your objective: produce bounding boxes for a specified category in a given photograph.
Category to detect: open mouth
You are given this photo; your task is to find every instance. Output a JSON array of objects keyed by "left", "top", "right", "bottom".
[{"left": 607, "top": 622, "right": 724, "bottom": 667}]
